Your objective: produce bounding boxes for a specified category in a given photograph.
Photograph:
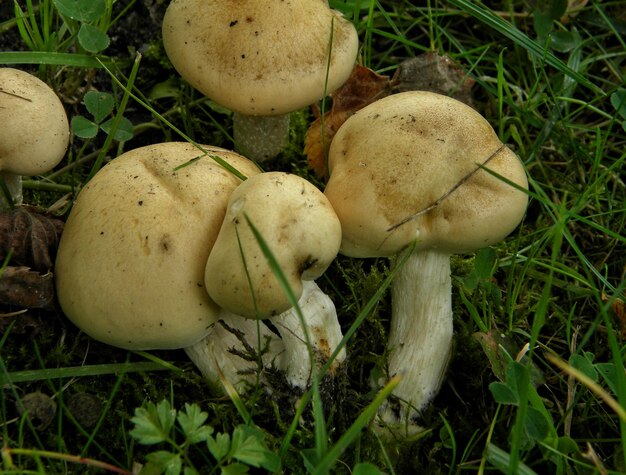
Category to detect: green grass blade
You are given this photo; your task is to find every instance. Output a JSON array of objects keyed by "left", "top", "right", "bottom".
[{"left": 446, "top": 0, "right": 603, "bottom": 94}]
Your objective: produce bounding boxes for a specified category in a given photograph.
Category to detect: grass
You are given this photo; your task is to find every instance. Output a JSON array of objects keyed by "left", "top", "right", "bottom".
[{"left": 1, "top": 0, "right": 625, "bottom": 473}]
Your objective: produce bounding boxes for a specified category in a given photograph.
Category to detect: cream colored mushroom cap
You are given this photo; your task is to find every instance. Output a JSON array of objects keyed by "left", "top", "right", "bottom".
[
  {"left": 325, "top": 91, "right": 529, "bottom": 258},
  {"left": 162, "top": 0, "right": 358, "bottom": 116},
  {"left": 205, "top": 172, "right": 341, "bottom": 318},
  {"left": 0, "top": 68, "right": 69, "bottom": 175},
  {"left": 55, "top": 142, "right": 260, "bottom": 350}
]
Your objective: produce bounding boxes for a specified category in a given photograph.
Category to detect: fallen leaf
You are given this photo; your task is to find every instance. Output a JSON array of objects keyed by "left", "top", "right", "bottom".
[
  {"left": 0, "top": 206, "right": 64, "bottom": 272},
  {"left": 390, "top": 52, "right": 475, "bottom": 106},
  {"left": 0, "top": 266, "right": 56, "bottom": 310}
]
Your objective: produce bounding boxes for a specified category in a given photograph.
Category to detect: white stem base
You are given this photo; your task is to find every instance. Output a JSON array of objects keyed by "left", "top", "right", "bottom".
[
  {"left": 273, "top": 280, "right": 346, "bottom": 389},
  {"left": 233, "top": 113, "right": 290, "bottom": 162},
  {"left": 376, "top": 250, "right": 453, "bottom": 430},
  {"left": 185, "top": 281, "right": 344, "bottom": 392},
  {"left": 185, "top": 313, "right": 283, "bottom": 392}
]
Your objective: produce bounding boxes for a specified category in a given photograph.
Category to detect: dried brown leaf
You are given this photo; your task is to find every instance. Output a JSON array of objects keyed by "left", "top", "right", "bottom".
[
  {"left": 0, "top": 206, "right": 64, "bottom": 272},
  {"left": 0, "top": 266, "right": 56, "bottom": 309}
]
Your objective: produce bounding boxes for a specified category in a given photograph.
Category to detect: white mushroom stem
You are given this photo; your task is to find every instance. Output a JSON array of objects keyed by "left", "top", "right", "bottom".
[
  {"left": 184, "top": 312, "right": 283, "bottom": 392},
  {"left": 273, "top": 280, "right": 346, "bottom": 389},
  {"left": 233, "top": 113, "right": 290, "bottom": 162},
  {"left": 377, "top": 249, "right": 453, "bottom": 426},
  {"left": 0, "top": 171, "right": 22, "bottom": 209}
]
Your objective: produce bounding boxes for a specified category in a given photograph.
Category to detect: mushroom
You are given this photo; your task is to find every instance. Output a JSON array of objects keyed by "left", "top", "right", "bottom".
[
  {"left": 204, "top": 171, "right": 345, "bottom": 388},
  {"left": 55, "top": 142, "right": 282, "bottom": 389},
  {"left": 0, "top": 68, "right": 69, "bottom": 209},
  {"left": 323, "top": 91, "right": 529, "bottom": 432},
  {"left": 162, "top": 0, "right": 358, "bottom": 162}
]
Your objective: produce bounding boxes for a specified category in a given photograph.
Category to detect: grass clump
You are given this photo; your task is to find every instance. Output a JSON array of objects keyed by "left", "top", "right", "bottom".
[{"left": 2, "top": 0, "right": 626, "bottom": 473}]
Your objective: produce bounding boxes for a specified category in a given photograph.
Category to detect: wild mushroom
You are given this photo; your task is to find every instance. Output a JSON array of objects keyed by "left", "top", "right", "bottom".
[
  {"left": 55, "top": 142, "right": 282, "bottom": 389},
  {"left": 0, "top": 68, "right": 69, "bottom": 210},
  {"left": 204, "top": 171, "right": 345, "bottom": 388},
  {"left": 323, "top": 91, "right": 529, "bottom": 432},
  {"left": 162, "top": 0, "right": 358, "bottom": 161}
]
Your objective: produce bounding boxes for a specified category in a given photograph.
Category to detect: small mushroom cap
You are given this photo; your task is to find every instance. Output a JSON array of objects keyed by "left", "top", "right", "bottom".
[
  {"left": 324, "top": 91, "right": 529, "bottom": 257},
  {"left": 162, "top": 0, "right": 358, "bottom": 116},
  {"left": 55, "top": 142, "right": 260, "bottom": 350},
  {"left": 205, "top": 172, "right": 341, "bottom": 318},
  {"left": 0, "top": 68, "right": 69, "bottom": 175}
]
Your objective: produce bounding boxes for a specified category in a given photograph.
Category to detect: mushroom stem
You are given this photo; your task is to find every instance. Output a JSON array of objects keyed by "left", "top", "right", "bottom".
[
  {"left": 377, "top": 249, "right": 453, "bottom": 426},
  {"left": 0, "top": 171, "right": 22, "bottom": 210},
  {"left": 184, "top": 312, "right": 284, "bottom": 392},
  {"left": 272, "top": 280, "right": 346, "bottom": 389},
  {"left": 233, "top": 113, "right": 290, "bottom": 162}
]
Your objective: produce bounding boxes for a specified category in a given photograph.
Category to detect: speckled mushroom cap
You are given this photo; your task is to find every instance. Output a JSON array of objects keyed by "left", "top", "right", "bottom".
[
  {"left": 0, "top": 68, "right": 69, "bottom": 175},
  {"left": 204, "top": 172, "right": 341, "bottom": 318},
  {"left": 162, "top": 0, "right": 359, "bottom": 116},
  {"left": 55, "top": 142, "right": 260, "bottom": 350},
  {"left": 324, "top": 91, "right": 529, "bottom": 258}
]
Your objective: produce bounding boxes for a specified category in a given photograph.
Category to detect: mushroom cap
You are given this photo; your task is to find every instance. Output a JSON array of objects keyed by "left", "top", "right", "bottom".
[
  {"left": 324, "top": 91, "right": 529, "bottom": 257},
  {"left": 162, "top": 0, "right": 358, "bottom": 116},
  {"left": 0, "top": 68, "right": 69, "bottom": 175},
  {"left": 204, "top": 172, "right": 341, "bottom": 318},
  {"left": 55, "top": 142, "right": 260, "bottom": 350}
]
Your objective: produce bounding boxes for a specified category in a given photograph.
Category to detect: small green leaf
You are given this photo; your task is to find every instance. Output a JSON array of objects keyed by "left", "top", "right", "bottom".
[
  {"left": 489, "top": 381, "right": 518, "bottom": 405},
  {"left": 53, "top": 0, "right": 106, "bottom": 21},
  {"left": 549, "top": 30, "right": 580, "bottom": 53},
  {"left": 610, "top": 88, "right": 626, "bottom": 120},
  {"left": 130, "top": 400, "right": 176, "bottom": 445},
  {"left": 229, "top": 425, "right": 280, "bottom": 471},
  {"left": 145, "top": 450, "right": 182, "bottom": 475},
  {"left": 569, "top": 353, "right": 598, "bottom": 382},
  {"left": 220, "top": 463, "right": 249, "bottom": 475},
  {"left": 78, "top": 23, "right": 110, "bottom": 53},
  {"left": 100, "top": 117, "right": 134, "bottom": 141},
  {"left": 177, "top": 403, "right": 213, "bottom": 444},
  {"left": 474, "top": 248, "right": 496, "bottom": 280},
  {"left": 83, "top": 91, "right": 114, "bottom": 123},
  {"left": 524, "top": 406, "right": 551, "bottom": 441},
  {"left": 71, "top": 115, "right": 99, "bottom": 139},
  {"left": 207, "top": 432, "right": 231, "bottom": 462},
  {"left": 353, "top": 462, "right": 383, "bottom": 475}
]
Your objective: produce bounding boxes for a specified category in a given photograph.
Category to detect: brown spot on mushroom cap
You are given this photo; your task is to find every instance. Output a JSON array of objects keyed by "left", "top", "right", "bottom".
[
  {"left": 324, "top": 91, "right": 529, "bottom": 257},
  {"left": 162, "top": 0, "right": 358, "bottom": 115}
]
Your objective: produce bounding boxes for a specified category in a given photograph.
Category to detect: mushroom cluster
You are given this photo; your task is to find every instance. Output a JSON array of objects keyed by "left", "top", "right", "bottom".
[
  {"left": 50, "top": 0, "right": 531, "bottom": 442},
  {"left": 55, "top": 143, "right": 345, "bottom": 391},
  {"left": 0, "top": 68, "right": 69, "bottom": 210}
]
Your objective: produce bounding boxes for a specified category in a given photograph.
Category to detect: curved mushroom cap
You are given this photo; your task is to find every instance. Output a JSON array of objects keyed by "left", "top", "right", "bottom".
[
  {"left": 0, "top": 68, "right": 69, "bottom": 175},
  {"left": 162, "top": 0, "right": 358, "bottom": 116},
  {"left": 55, "top": 143, "right": 260, "bottom": 350},
  {"left": 205, "top": 172, "right": 341, "bottom": 318},
  {"left": 324, "top": 91, "right": 529, "bottom": 258}
]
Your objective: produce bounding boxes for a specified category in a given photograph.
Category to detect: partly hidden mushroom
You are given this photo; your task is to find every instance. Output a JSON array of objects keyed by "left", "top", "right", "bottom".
[
  {"left": 203, "top": 171, "right": 345, "bottom": 388},
  {"left": 55, "top": 142, "right": 284, "bottom": 390},
  {"left": 323, "top": 91, "right": 529, "bottom": 434},
  {"left": 0, "top": 68, "right": 69, "bottom": 210},
  {"left": 162, "top": 0, "right": 358, "bottom": 161}
]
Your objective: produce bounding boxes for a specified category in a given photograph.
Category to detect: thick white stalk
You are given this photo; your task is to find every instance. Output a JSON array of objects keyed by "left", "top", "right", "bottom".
[
  {"left": 185, "top": 313, "right": 283, "bottom": 392},
  {"left": 233, "top": 112, "right": 290, "bottom": 162},
  {"left": 377, "top": 249, "right": 453, "bottom": 427},
  {"left": 272, "top": 280, "right": 346, "bottom": 389}
]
